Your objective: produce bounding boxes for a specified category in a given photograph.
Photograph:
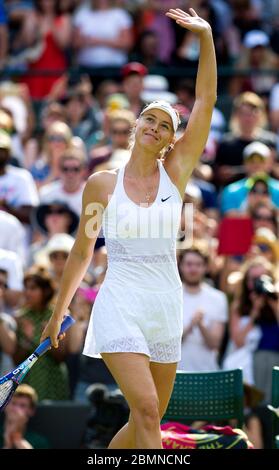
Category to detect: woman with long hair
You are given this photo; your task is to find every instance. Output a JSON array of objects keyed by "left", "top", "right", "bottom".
[
  {"left": 41, "top": 7, "right": 217, "bottom": 449},
  {"left": 14, "top": 267, "right": 70, "bottom": 400}
]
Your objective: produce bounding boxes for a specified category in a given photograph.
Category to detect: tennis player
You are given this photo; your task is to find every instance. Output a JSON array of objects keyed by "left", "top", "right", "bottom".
[{"left": 41, "top": 7, "right": 217, "bottom": 449}]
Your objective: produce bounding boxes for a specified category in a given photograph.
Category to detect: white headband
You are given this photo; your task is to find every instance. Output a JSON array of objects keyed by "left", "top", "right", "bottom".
[{"left": 141, "top": 100, "right": 181, "bottom": 132}]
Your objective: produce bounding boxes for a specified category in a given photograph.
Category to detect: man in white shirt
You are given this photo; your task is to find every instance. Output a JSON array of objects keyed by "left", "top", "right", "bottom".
[
  {"left": 0, "top": 248, "right": 24, "bottom": 312},
  {"left": 178, "top": 247, "right": 228, "bottom": 372},
  {"left": 73, "top": 1, "right": 133, "bottom": 67},
  {"left": 39, "top": 148, "right": 86, "bottom": 216},
  {"left": 0, "top": 210, "right": 26, "bottom": 264},
  {"left": 0, "top": 131, "right": 38, "bottom": 224}
]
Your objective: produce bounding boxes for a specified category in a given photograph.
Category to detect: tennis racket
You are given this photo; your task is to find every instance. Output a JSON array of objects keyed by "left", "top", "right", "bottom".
[{"left": 0, "top": 314, "right": 75, "bottom": 412}]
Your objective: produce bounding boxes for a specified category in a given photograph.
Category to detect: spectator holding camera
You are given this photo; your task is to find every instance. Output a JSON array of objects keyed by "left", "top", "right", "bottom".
[{"left": 223, "top": 257, "right": 279, "bottom": 401}]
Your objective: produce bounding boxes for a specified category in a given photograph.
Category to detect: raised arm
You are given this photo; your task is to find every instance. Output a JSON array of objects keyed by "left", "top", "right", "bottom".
[
  {"left": 165, "top": 8, "right": 217, "bottom": 193},
  {"left": 40, "top": 173, "right": 105, "bottom": 348}
]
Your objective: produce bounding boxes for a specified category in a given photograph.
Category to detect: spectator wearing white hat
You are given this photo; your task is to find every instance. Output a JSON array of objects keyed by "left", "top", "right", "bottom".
[
  {"left": 45, "top": 234, "right": 75, "bottom": 292},
  {"left": 221, "top": 141, "right": 279, "bottom": 215},
  {"left": 141, "top": 75, "right": 177, "bottom": 105},
  {"left": 229, "top": 29, "right": 278, "bottom": 97}
]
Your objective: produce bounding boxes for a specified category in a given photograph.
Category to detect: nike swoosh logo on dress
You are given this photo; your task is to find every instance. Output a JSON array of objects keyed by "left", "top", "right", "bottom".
[{"left": 161, "top": 196, "right": 172, "bottom": 202}]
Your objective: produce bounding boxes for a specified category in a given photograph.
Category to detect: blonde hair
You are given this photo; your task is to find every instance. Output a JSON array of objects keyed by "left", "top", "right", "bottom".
[
  {"left": 108, "top": 109, "right": 136, "bottom": 128},
  {"left": 241, "top": 255, "right": 275, "bottom": 277},
  {"left": 235, "top": 255, "right": 276, "bottom": 298},
  {"left": 43, "top": 121, "right": 73, "bottom": 157},
  {"left": 230, "top": 92, "right": 267, "bottom": 133},
  {"left": 46, "top": 121, "right": 72, "bottom": 142},
  {"left": 14, "top": 384, "right": 38, "bottom": 408},
  {"left": 0, "top": 109, "right": 13, "bottom": 131},
  {"left": 128, "top": 107, "right": 177, "bottom": 159},
  {"left": 60, "top": 147, "right": 87, "bottom": 167}
]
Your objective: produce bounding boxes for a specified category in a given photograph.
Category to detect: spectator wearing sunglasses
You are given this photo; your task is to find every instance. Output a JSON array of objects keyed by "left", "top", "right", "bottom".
[
  {"left": 248, "top": 227, "right": 279, "bottom": 267},
  {"left": 89, "top": 109, "right": 136, "bottom": 173},
  {"left": 39, "top": 148, "right": 87, "bottom": 216},
  {"left": 221, "top": 141, "right": 279, "bottom": 215},
  {"left": 24, "top": 102, "right": 67, "bottom": 171},
  {"left": 30, "top": 121, "right": 73, "bottom": 187},
  {"left": 250, "top": 202, "right": 279, "bottom": 236},
  {"left": 247, "top": 179, "right": 272, "bottom": 213}
]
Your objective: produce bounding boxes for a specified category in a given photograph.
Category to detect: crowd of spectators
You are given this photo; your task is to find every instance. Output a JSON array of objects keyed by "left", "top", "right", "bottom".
[{"left": 0, "top": 0, "right": 279, "bottom": 449}]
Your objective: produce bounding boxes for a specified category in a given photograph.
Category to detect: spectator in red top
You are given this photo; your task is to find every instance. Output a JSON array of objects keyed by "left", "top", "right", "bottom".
[{"left": 19, "top": 0, "right": 72, "bottom": 99}]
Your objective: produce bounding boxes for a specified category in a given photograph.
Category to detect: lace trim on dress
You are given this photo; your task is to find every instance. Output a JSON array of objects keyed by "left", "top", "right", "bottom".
[
  {"left": 106, "top": 239, "right": 176, "bottom": 264},
  {"left": 109, "top": 254, "right": 176, "bottom": 263},
  {"left": 148, "top": 337, "right": 181, "bottom": 362},
  {"left": 106, "top": 239, "right": 127, "bottom": 255},
  {"left": 100, "top": 336, "right": 181, "bottom": 362}
]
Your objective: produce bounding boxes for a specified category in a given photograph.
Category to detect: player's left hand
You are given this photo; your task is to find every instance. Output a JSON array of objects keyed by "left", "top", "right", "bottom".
[{"left": 166, "top": 8, "right": 211, "bottom": 36}]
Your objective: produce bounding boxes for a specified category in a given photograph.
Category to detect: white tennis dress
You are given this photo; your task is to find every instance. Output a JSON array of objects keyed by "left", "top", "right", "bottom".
[{"left": 83, "top": 160, "right": 183, "bottom": 363}]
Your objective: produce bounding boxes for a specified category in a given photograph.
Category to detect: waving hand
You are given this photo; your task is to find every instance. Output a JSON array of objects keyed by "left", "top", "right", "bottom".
[{"left": 166, "top": 8, "right": 211, "bottom": 36}]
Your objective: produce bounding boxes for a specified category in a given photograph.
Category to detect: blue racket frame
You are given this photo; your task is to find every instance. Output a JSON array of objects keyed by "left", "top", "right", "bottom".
[{"left": 0, "top": 315, "right": 75, "bottom": 411}]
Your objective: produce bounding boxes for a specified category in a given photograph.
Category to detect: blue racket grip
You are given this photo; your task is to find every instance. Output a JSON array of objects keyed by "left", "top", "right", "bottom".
[{"left": 35, "top": 315, "right": 76, "bottom": 357}]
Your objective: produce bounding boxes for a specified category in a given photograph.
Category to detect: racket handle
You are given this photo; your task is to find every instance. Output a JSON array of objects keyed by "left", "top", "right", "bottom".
[{"left": 35, "top": 315, "right": 76, "bottom": 357}]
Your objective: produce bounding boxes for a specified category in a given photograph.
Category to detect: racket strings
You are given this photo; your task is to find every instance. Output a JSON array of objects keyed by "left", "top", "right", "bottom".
[{"left": 0, "top": 380, "right": 14, "bottom": 407}]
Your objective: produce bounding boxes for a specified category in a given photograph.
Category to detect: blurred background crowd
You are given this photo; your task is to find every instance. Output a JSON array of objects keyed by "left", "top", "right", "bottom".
[{"left": 0, "top": 0, "right": 279, "bottom": 449}]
